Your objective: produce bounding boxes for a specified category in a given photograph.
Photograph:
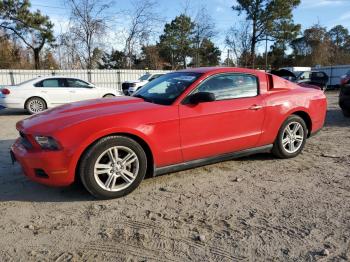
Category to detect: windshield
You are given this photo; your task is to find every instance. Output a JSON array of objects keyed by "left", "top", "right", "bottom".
[
  {"left": 133, "top": 72, "right": 202, "bottom": 105},
  {"left": 139, "top": 74, "right": 151, "bottom": 81}
]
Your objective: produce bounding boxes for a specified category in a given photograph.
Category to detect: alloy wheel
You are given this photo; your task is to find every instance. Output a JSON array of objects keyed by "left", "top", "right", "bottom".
[
  {"left": 28, "top": 99, "right": 45, "bottom": 113},
  {"left": 93, "top": 146, "right": 139, "bottom": 192},
  {"left": 281, "top": 121, "right": 304, "bottom": 153}
]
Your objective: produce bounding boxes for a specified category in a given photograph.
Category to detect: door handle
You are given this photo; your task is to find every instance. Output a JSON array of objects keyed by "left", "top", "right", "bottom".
[
  {"left": 249, "top": 105, "right": 263, "bottom": 110},
  {"left": 69, "top": 90, "right": 76, "bottom": 93}
]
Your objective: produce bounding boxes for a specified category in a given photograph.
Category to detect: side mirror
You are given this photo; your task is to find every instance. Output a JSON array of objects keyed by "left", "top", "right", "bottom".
[{"left": 186, "top": 92, "right": 215, "bottom": 104}]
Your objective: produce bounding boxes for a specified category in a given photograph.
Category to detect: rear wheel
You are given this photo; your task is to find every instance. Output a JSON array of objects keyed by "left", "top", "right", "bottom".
[
  {"left": 79, "top": 136, "right": 147, "bottom": 199},
  {"left": 272, "top": 115, "right": 307, "bottom": 159},
  {"left": 25, "top": 97, "right": 47, "bottom": 114}
]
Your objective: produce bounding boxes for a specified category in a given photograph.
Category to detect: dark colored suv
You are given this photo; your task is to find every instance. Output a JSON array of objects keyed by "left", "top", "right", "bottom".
[
  {"left": 299, "top": 71, "right": 329, "bottom": 90},
  {"left": 339, "top": 70, "right": 350, "bottom": 117}
]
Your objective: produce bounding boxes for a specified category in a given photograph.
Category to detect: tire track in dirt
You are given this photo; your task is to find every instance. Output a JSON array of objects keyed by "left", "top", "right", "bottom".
[{"left": 84, "top": 218, "right": 246, "bottom": 261}]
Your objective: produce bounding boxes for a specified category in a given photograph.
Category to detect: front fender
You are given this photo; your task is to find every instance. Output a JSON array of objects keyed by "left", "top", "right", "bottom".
[{"left": 65, "top": 126, "right": 157, "bottom": 179}]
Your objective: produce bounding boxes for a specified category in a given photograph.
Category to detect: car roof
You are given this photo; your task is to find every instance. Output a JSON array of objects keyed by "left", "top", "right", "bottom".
[
  {"left": 38, "top": 76, "right": 85, "bottom": 79},
  {"left": 17, "top": 76, "right": 89, "bottom": 85},
  {"left": 177, "top": 67, "right": 263, "bottom": 75}
]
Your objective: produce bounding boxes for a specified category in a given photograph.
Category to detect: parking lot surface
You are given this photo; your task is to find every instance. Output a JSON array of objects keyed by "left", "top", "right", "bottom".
[{"left": 0, "top": 92, "right": 349, "bottom": 261}]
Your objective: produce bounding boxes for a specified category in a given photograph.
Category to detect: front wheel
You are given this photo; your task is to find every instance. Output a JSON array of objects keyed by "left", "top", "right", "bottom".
[
  {"left": 272, "top": 115, "right": 307, "bottom": 159},
  {"left": 25, "top": 97, "right": 47, "bottom": 114},
  {"left": 79, "top": 136, "right": 147, "bottom": 199}
]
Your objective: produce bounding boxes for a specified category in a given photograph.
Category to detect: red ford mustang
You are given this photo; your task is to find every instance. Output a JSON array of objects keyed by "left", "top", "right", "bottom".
[{"left": 11, "top": 67, "right": 327, "bottom": 199}]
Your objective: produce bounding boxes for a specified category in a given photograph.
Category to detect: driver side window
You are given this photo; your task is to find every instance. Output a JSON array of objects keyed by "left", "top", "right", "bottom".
[{"left": 195, "top": 73, "right": 258, "bottom": 100}]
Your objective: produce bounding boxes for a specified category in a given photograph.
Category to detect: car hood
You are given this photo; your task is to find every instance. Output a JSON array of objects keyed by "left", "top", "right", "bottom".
[
  {"left": 124, "top": 80, "right": 145, "bottom": 84},
  {"left": 17, "top": 96, "right": 161, "bottom": 134}
]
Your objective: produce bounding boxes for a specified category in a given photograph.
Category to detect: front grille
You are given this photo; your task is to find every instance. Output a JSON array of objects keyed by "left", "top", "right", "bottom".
[
  {"left": 19, "top": 132, "right": 33, "bottom": 149},
  {"left": 34, "top": 169, "right": 49, "bottom": 178}
]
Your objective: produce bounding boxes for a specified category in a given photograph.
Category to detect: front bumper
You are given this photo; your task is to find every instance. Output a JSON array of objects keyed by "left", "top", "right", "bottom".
[{"left": 11, "top": 138, "right": 74, "bottom": 187}]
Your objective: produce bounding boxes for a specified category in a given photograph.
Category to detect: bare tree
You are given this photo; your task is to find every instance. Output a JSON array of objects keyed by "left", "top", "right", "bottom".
[
  {"left": 225, "top": 22, "right": 252, "bottom": 67},
  {"left": 193, "top": 7, "right": 216, "bottom": 67},
  {"left": 179, "top": 0, "right": 191, "bottom": 16},
  {"left": 57, "top": 32, "right": 84, "bottom": 69},
  {"left": 124, "top": 0, "right": 161, "bottom": 68},
  {"left": 66, "top": 0, "right": 111, "bottom": 69}
]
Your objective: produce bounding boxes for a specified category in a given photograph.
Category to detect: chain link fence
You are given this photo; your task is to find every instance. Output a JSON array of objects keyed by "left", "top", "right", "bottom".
[{"left": 0, "top": 69, "right": 170, "bottom": 92}]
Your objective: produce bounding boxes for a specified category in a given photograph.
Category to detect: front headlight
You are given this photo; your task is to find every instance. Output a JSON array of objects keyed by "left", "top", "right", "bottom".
[{"left": 34, "top": 136, "right": 61, "bottom": 150}]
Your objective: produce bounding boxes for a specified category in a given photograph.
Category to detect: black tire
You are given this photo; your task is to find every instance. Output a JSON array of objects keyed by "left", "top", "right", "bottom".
[
  {"left": 103, "top": 94, "right": 115, "bottom": 98},
  {"left": 272, "top": 115, "right": 307, "bottom": 159},
  {"left": 342, "top": 109, "right": 350, "bottom": 117},
  {"left": 25, "top": 97, "right": 47, "bottom": 114},
  {"left": 79, "top": 136, "right": 147, "bottom": 199}
]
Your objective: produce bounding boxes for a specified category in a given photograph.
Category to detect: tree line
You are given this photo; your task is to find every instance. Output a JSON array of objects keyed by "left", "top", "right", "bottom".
[{"left": 1, "top": 0, "right": 350, "bottom": 70}]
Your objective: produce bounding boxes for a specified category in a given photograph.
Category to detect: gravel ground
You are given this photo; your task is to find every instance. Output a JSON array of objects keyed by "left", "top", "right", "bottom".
[{"left": 0, "top": 92, "right": 349, "bottom": 261}]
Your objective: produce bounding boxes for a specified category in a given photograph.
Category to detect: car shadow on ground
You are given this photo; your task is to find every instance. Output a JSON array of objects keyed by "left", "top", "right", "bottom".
[
  {"left": 0, "top": 108, "right": 29, "bottom": 116},
  {"left": 0, "top": 139, "right": 93, "bottom": 202},
  {"left": 0, "top": 137, "right": 275, "bottom": 203},
  {"left": 1, "top": 105, "right": 347, "bottom": 202},
  {"left": 325, "top": 108, "right": 350, "bottom": 127}
]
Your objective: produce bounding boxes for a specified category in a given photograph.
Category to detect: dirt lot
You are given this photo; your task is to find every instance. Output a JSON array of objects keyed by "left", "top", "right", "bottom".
[{"left": 0, "top": 92, "right": 349, "bottom": 261}]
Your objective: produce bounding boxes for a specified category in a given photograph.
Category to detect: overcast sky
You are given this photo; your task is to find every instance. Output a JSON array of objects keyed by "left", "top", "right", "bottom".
[{"left": 30, "top": 0, "right": 350, "bottom": 57}]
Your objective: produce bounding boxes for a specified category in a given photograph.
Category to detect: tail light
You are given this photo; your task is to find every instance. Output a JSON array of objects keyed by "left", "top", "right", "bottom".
[{"left": 1, "top": 88, "right": 10, "bottom": 95}]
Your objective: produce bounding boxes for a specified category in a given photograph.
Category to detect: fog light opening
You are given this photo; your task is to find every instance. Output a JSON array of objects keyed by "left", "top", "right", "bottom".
[{"left": 34, "top": 169, "right": 49, "bottom": 179}]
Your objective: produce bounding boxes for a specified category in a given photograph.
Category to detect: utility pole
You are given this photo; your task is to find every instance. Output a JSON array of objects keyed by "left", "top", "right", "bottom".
[
  {"left": 227, "top": 49, "right": 230, "bottom": 67},
  {"left": 265, "top": 36, "right": 268, "bottom": 72}
]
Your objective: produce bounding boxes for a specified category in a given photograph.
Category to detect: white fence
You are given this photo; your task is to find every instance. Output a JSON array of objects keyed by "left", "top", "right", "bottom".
[{"left": 0, "top": 69, "right": 169, "bottom": 91}]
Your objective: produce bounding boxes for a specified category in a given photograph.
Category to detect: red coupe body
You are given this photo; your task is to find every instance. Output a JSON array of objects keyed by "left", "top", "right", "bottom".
[{"left": 11, "top": 67, "right": 327, "bottom": 187}]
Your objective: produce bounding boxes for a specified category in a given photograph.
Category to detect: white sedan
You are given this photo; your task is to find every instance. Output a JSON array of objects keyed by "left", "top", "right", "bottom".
[{"left": 0, "top": 76, "right": 120, "bottom": 114}]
